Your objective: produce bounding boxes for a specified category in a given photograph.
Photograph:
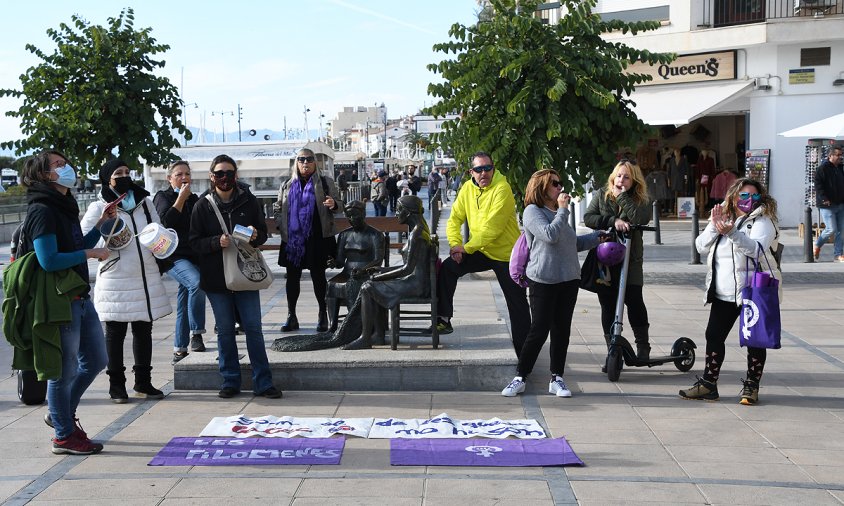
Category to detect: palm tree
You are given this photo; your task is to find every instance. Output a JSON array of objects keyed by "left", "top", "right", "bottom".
[{"left": 401, "top": 131, "right": 430, "bottom": 159}]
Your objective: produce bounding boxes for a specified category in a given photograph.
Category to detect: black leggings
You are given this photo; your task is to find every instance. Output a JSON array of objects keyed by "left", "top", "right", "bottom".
[
  {"left": 703, "top": 298, "right": 767, "bottom": 384},
  {"left": 596, "top": 284, "right": 649, "bottom": 335},
  {"left": 286, "top": 265, "right": 328, "bottom": 313},
  {"left": 517, "top": 280, "right": 579, "bottom": 378},
  {"left": 105, "top": 320, "right": 153, "bottom": 372}
]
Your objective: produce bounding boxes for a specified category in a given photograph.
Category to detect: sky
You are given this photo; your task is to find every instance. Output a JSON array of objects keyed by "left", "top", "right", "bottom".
[{"left": 0, "top": 0, "right": 480, "bottom": 152}]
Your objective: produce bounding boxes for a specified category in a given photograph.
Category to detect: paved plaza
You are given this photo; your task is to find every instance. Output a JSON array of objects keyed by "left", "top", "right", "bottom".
[{"left": 1, "top": 207, "right": 843, "bottom": 505}]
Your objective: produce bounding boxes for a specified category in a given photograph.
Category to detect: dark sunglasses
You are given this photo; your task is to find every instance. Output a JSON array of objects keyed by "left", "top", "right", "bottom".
[
  {"left": 297, "top": 156, "right": 315, "bottom": 163},
  {"left": 471, "top": 164, "right": 494, "bottom": 173},
  {"left": 739, "top": 192, "right": 761, "bottom": 201},
  {"left": 550, "top": 180, "right": 562, "bottom": 188},
  {"left": 212, "top": 170, "right": 236, "bottom": 178}
]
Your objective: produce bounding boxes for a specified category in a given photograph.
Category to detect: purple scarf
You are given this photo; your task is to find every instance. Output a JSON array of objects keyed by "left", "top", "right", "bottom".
[{"left": 286, "top": 176, "right": 316, "bottom": 266}]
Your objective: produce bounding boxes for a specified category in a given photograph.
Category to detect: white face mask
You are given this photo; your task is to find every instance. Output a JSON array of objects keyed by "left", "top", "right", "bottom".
[{"left": 53, "top": 164, "right": 77, "bottom": 188}]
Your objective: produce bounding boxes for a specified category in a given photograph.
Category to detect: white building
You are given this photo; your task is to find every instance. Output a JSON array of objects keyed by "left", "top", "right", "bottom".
[
  {"left": 143, "top": 140, "right": 334, "bottom": 200},
  {"left": 330, "top": 105, "right": 387, "bottom": 140},
  {"left": 543, "top": 0, "right": 844, "bottom": 226}
]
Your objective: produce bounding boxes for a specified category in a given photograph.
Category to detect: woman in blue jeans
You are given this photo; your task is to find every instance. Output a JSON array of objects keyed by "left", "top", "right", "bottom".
[
  {"left": 189, "top": 154, "right": 281, "bottom": 399},
  {"left": 154, "top": 160, "right": 208, "bottom": 363},
  {"left": 18, "top": 150, "right": 113, "bottom": 454}
]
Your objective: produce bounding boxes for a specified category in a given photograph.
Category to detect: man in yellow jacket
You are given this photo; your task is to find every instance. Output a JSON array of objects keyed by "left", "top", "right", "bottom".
[{"left": 435, "top": 152, "right": 530, "bottom": 355}]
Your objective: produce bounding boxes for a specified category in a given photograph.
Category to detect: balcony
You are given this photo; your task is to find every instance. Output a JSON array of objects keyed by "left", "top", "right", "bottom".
[{"left": 700, "top": 0, "right": 843, "bottom": 28}]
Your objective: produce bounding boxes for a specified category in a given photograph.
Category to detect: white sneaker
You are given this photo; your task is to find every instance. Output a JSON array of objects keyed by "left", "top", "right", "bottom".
[
  {"left": 501, "top": 377, "right": 525, "bottom": 397},
  {"left": 549, "top": 376, "right": 572, "bottom": 398}
]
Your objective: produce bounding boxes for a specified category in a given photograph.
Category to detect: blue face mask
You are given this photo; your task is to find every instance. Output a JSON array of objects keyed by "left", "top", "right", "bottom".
[{"left": 53, "top": 164, "right": 77, "bottom": 189}]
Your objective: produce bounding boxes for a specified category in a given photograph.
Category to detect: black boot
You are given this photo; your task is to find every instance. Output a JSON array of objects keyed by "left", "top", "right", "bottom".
[
  {"left": 282, "top": 313, "right": 299, "bottom": 332},
  {"left": 601, "top": 334, "right": 611, "bottom": 373},
  {"left": 632, "top": 325, "right": 651, "bottom": 362},
  {"left": 316, "top": 309, "right": 329, "bottom": 333},
  {"left": 190, "top": 334, "right": 206, "bottom": 352},
  {"left": 107, "top": 368, "right": 128, "bottom": 404},
  {"left": 132, "top": 366, "right": 164, "bottom": 399}
]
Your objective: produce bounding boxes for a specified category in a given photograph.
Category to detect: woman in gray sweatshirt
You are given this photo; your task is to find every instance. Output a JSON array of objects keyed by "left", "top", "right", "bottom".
[{"left": 501, "top": 170, "right": 602, "bottom": 398}]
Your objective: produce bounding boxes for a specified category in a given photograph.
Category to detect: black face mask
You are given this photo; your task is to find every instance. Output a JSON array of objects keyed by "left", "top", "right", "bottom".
[{"left": 112, "top": 176, "right": 133, "bottom": 194}]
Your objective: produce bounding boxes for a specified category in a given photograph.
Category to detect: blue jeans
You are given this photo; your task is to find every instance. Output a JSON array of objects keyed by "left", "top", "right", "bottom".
[
  {"left": 47, "top": 298, "right": 108, "bottom": 439},
  {"left": 816, "top": 204, "right": 844, "bottom": 257},
  {"left": 167, "top": 259, "right": 207, "bottom": 351},
  {"left": 206, "top": 290, "right": 273, "bottom": 394}
]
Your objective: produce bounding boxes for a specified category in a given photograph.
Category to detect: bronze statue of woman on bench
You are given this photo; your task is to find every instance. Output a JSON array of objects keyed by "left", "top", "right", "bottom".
[{"left": 272, "top": 195, "right": 431, "bottom": 352}]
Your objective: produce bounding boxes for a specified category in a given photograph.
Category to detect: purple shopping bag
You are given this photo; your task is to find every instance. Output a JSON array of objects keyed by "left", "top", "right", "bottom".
[{"left": 739, "top": 249, "right": 781, "bottom": 349}]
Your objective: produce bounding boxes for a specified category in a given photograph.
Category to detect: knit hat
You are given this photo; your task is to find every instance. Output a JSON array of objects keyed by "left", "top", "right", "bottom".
[{"left": 100, "top": 158, "right": 129, "bottom": 185}]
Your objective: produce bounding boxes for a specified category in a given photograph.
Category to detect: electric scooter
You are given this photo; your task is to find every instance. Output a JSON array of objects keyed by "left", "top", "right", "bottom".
[{"left": 604, "top": 224, "right": 696, "bottom": 382}]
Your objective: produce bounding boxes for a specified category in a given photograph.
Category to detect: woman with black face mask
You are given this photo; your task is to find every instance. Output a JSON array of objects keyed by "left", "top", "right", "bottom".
[
  {"left": 80, "top": 159, "right": 172, "bottom": 404},
  {"left": 680, "top": 178, "right": 781, "bottom": 405}
]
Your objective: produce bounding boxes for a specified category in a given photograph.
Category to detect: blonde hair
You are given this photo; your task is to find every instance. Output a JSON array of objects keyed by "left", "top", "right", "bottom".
[
  {"left": 523, "top": 169, "right": 560, "bottom": 208},
  {"left": 290, "top": 148, "right": 321, "bottom": 182},
  {"left": 603, "top": 161, "right": 649, "bottom": 204}
]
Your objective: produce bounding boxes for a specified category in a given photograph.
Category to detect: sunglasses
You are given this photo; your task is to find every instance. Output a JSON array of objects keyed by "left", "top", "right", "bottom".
[
  {"left": 739, "top": 192, "right": 761, "bottom": 201},
  {"left": 471, "top": 164, "right": 494, "bottom": 173},
  {"left": 297, "top": 156, "right": 315, "bottom": 163},
  {"left": 212, "top": 170, "right": 236, "bottom": 178},
  {"left": 550, "top": 180, "right": 562, "bottom": 188}
]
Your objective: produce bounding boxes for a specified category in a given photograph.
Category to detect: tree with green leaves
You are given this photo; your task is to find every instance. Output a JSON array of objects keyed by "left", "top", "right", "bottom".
[
  {"left": 401, "top": 130, "right": 431, "bottom": 159},
  {"left": 426, "top": 0, "right": 674, "bottom": 202},
  {"left": 0, "top": 8, "right": 189, "bottom": 177}
]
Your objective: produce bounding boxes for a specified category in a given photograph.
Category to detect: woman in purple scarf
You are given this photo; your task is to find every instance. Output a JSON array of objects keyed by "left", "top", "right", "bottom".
[{"left": 273, "top": 148, "right": 342, "bottom": 332}]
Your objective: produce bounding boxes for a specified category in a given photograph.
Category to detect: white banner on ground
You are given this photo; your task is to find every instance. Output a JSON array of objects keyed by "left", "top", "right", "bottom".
[
  {"left": 199, "top": 415, "right": 374, "bottom": 438},
  {"left": 369, "top": 413, "right": 546, "bottom": 439}
]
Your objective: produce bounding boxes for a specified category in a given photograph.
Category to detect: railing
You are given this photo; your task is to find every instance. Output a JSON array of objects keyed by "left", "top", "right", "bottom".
[{"left": 700, "top": 0, "right": 843, "bottom": 28}]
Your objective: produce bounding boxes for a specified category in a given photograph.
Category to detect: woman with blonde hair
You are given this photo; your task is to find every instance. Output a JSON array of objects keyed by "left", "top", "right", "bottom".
[
  {"left": 680, "top": 178, "right": 781, "bottom": 404},
  {"left": 584, "top": 160, "right": 653, "bottom": 361},
  {"left": 501, "top": 170, "right": 603, "bottom": 398}
]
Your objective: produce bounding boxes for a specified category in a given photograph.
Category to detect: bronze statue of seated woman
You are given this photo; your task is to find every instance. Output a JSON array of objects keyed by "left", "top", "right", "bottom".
[
  {"left": 272, "top": 195, "right": 431, "bottom": 352},
  {"left": 326, "top": 200, "right": 385, "bottom": 331}
]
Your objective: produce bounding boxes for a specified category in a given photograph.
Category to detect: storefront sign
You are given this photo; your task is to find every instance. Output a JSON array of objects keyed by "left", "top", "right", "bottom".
[
  {"left": 789, "top": 68, "right": 815, "bottom": 84},
  {"left": 628, "top": 50, "right": 737, "bottom": 86}
]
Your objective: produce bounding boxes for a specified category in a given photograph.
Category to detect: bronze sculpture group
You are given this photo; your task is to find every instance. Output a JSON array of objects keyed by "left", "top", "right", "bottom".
[{"left": 271, "top": 195, "right": 432, "bottom": 352}]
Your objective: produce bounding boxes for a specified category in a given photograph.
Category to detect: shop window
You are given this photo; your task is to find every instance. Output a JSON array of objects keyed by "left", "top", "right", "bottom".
[
  {"left": 801, "top": 47, "right": 831, "bottom": 66},
  {"left": 714, "top": 0, "right": 766, "bottom": 27}
]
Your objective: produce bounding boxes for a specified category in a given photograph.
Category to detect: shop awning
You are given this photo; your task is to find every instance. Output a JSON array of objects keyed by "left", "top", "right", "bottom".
[{"left": 629, "top": 80, "right": 754, "bottom": 127}]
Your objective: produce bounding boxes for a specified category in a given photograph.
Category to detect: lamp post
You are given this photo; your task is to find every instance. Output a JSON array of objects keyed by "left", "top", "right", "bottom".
[
  {"left": 319, "top": 113, "right": 325, "bottom": 142},
  {"left": 182, "top": 102, "right": 198, "bottom": 144},
  {"left": 211, "top": 110, "right": 234, "bottom": 143},
  {"left": 237, "top": 104, "right": 243, "bottom": 142},
  {"left": 303, "top": 106, "right": 311, "bottom": 141}
]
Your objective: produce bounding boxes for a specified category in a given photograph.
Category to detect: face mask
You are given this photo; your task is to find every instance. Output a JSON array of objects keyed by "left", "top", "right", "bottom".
[
  {"left": 113, "top": 176, "right": 133, "bottom": 194},
  {"left": 53, "top": 164, "right": 77, "bottom": 189},
  {"left": 736, "top": 197, "right": 758, "bottom": 213},
  {"left": 212, "top": 173, "right": 236, "bottom": 192}
]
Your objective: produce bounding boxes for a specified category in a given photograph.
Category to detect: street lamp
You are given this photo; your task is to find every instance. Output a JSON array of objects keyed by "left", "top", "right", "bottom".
[
  {"left": 182, "top": 102, "right": 198, "bottom": 144},
  {"left": 211, "top": 110, "right": 234, "bottom": 143},
  {"left": 319, "top": 113, "right": 325, "bottom": 142},
  {"left": 303, "top": 106, "right": 311, "bottom": 141}
]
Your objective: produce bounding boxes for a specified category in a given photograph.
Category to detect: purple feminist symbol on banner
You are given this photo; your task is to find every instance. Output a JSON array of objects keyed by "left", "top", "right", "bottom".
[
  {"left": 149, "top": 437, "right": 345, "bottom": 466},
  {"left": 390, "top": 438, "right": 584, "bottom": 467}
]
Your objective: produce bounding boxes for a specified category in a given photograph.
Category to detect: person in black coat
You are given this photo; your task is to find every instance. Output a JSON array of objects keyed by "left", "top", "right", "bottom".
[
  {"left": 153, "top": 160, "right": 208, "bottom": 362},
  {"left": 813, "top": 145, "right": 844, "bottom": 262},
  {"left": 189, "top": 154, "right": 281, "bottom": 399}
]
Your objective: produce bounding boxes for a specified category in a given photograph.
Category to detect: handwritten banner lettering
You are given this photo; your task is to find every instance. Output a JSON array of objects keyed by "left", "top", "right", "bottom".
[{"left": 149, "top": 437, "right": 344, "bottom": 466}]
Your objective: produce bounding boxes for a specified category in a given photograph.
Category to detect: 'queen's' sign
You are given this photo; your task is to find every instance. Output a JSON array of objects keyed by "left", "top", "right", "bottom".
[{"left": 627, "top": 50, "right": 737, "bottom": 86}]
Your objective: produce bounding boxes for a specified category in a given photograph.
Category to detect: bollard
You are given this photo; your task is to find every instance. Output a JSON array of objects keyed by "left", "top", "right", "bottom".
[
  {"left": 652, "top": 201, "right": 662, "bottom": 245},
  {"left": 803, "top": 206, "right": 814, "bottom": 263},
  {"left": 690, "top": 206, "right": 701, "bottom": 265}
]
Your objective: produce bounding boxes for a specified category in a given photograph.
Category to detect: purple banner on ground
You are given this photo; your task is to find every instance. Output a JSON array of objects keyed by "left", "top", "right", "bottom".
[
  {"left": 149, "top": 437, "right": 344, "bottom": 466},
  {"left": 390, "top": 437, "right": 583, "bottom": 467}
]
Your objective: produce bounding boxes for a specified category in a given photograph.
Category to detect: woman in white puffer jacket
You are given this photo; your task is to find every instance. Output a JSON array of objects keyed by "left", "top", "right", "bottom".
[
  {"left": 680, "top": 177, "right": 781, "bottom": 406},
  {"left": 81, "top": 159, "right": 172, "bottom": 404}
]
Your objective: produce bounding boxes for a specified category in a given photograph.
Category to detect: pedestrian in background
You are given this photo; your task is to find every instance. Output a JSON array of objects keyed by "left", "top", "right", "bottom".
[
  {"left": 813, "top": 145, "right": 844, "bottom": 262},
  {"left": 371, "top": 170, "right": 389, "bottom": 216},
  {"left": 583, "top": 160, "right": 653, "bottom": 361},
  {"left": 154, "top": 160, "right": 208, "bottom": 364},
  {"left": 273, "top": 148, "right": 342, "bottom": 332},
  {"left": 81, "top": 159, "right": 172, "bottom": 403},
  {"left": 190, "top": 154, "right": 281, "bottom": 399},
  {"left": 501, "top": 170, "right": 602, "bottom": 398},
  {"left": 680, "top": 178, "right": 781, "bottom": 404}
]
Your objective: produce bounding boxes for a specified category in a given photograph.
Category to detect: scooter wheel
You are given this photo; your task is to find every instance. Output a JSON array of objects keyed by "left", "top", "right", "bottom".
[
  {"left": 607, "top": 348, "right": 623, "bottom": 382},
  {"left": 673, "top": 339, "right": 696, "bottom": 372}
]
